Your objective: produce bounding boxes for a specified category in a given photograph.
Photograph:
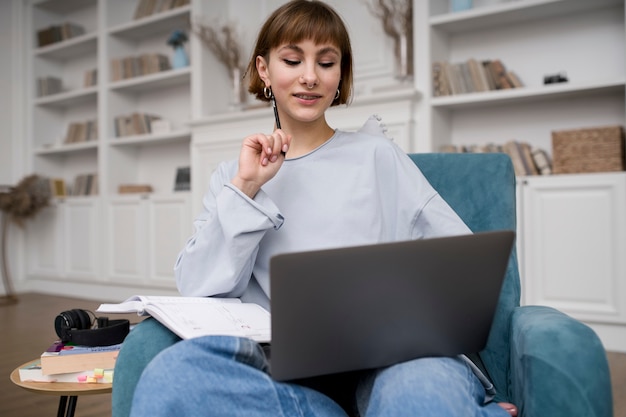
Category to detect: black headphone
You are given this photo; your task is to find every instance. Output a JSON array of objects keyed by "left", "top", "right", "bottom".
[{"left": 54, "top": 309, "right": 129, "bottom": 347}]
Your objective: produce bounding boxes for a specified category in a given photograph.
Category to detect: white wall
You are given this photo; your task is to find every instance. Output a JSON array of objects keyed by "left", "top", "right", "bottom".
[
  {"left": 0, "top": 0, "right": 25, "bottom": 294},
  {"left": 0, "top": 0, "right": 16, "bottom": 185}
]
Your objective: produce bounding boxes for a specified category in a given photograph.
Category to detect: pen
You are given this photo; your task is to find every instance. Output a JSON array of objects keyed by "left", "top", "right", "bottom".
[
  {"left": 272, "top": 98, "right": 286, "bottom": 156},
  {"left": 272, "top": 97, "right": 281, "bottom": 129}
]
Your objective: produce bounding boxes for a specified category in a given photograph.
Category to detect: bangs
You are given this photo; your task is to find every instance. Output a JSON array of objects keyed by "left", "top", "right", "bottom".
[{"left": 271, "top": 10, "right": 346, "bottom": 50}]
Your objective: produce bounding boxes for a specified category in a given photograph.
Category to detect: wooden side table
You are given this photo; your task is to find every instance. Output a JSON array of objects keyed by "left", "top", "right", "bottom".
[{"left": 10, "top": 361, "right": 112, "bottom": 417}]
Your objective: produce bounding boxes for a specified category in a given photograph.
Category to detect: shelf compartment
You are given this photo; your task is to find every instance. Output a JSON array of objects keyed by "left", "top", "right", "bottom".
[
  {"left": 108, "top": 5, "right": 191, "bottom": 40},
  {"left": 34, "top": 86, "right": 97, "bottom": 108},
  {"left": 34, "top": 32, "right": 98, "bottom": 60},
  {"left": 109, "top": 129, "right": 192, "bottom": 147},
  {"left": 430, "top": 0, "right": 623, "bottom": 33},
  {"left": 108, "top": 67, "right": 191, "bottom": 93},
  {"left": 431, "top": 79, "right": 625, "bottom": 110}
]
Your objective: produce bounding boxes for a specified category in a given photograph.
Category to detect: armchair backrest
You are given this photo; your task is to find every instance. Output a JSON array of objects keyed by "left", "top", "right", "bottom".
[{"left": 408, "top": 152, "right": 520, "bottom": 397}]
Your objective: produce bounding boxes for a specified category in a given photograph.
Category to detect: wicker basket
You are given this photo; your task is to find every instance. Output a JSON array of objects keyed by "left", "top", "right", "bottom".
[{"left": 551, "top": 125, "right": 625, "bottom": 174}]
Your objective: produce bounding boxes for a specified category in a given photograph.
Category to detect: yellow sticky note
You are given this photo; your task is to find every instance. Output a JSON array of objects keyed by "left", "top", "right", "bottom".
[
  {"left": 86, "top": 376, "right": 97, "bottom": 383},
  {"left": 103, "top": 370, "right": 114, "bottom": 383}
]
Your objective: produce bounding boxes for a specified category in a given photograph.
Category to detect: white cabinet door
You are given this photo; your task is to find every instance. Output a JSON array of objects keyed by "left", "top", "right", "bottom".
[
  {"left": 107, "top": 195, "right": 190, "bottom": 288},
  {"left": 520, "top": 173, "right": 626, "bottom": 326},
  {"left": 107, "top": 197, "right": 148, "bottom": 284},
  {"left": 64, "top": 198, "right": 100, "bottom": 280},
  {"left": 26, "top": 203, "right": 64, "bottom": 278},
  {"left": 26, "top": 198, "right": 100, "bottom": 281},
  {"left": 148, "top": 194, "right": 191, "bottom": 287}
]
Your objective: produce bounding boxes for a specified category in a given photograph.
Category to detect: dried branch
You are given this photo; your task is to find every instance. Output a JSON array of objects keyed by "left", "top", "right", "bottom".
[
  {"left": 193, "top": 21, "right": 244, "bottom": 79},
  {"left": 362, "top": 0, "right": 414, "bottom": 78},
  {"left": 363, "top": 0, "right": 411, "bottom": 40}
]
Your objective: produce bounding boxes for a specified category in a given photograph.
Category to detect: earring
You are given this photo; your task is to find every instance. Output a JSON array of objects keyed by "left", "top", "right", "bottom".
[
  {"left": 263, "top": 86, "right": 273, "bottom": 99},
  {"left": 334, "top": 89, "right": 340, "bottom": 100}
]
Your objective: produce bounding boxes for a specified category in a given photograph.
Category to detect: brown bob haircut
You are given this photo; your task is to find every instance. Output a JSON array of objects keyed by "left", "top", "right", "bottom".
[{"left": 247, "top": 0, "right": 353, "bottom": 106}]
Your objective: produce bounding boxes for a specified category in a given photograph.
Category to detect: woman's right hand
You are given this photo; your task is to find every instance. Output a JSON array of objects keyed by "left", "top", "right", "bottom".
[{"left": 231, "top": 129, "right": 291, "bottom": 198}]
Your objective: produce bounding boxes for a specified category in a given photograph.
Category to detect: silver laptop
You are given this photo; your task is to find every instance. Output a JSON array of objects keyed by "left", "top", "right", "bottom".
[{"left": 268, "top": 230, "right": 515, "bottom": 381}]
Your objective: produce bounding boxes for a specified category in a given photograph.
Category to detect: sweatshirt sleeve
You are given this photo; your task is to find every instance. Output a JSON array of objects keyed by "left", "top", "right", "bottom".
[
  {"left": 389, "top": 146, "right": 471, "bottom": 239},
  {"left": 174, "top": 161, "right": 284, "bottom": 297}
]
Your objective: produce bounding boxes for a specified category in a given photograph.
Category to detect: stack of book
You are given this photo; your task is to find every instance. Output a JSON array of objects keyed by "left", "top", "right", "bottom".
[
  {"left": 133, "top": 0, "right": 190, "bottom": 20},
  {"left": 440, "top": 141, "right": 552, "bottom": 176},
  {"left": 110, "top": 53, "right": 171, "bottom": 81},
  {"left": 37, "top": 76, "right": 63, "bottom": 97},
  {"left": 84, "top": 69, "right": 98, "bottom": 87},
  {"left": 432, "top": 58, "right": 523, "bottom": 97},
  {"left": 37, "top": 22, "right": 86, "bottom": 47},
  {"left": 114, "top": 112, "right": 162, "bottom": 137},
  {"left": 18, "top": 341, "right": 120, "bottom": 383},
  {"left": 70, "top": 173, "right": 99, "bottom": 196},
  {"left": 64, "top": 120, "right": 98, "bottom": 144}
]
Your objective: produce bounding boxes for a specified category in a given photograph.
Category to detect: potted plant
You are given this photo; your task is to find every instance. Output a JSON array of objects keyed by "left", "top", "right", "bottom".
[{"left": 0, "top": 175, "right": 51, "bottom": 303}]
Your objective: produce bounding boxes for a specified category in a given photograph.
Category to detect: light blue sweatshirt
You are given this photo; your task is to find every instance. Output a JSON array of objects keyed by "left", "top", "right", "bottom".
[{"left": 175, "top": 116, "right": 471, "bottom": 311}]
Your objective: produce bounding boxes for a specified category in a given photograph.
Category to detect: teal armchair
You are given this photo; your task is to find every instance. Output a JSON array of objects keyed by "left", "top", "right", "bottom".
[{"left": 113, "top": 153, "right": 612, "bottom": 417}]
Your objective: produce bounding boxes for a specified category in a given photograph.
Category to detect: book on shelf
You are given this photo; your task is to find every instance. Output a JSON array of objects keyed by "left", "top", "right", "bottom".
[
  {"left": 118, "top": 184, "right": 153, "bottom": 194},
  {"left": 531, "top": 148, "right": 553, "bottom": 175},
  {"left": 110, "top": 53, "right": 172, "bottom": 81},
  {"left": 133, "top": 0, "right": 159, "bottom": 19},
  {"left": 467, "top": 58, "right": 489, "bottom": 93},
  {"left": 71, "top": 173, "right": 98, "bottom": 196},
  {"left": 503, "top": 141, "right": 540, "bottom": 176},
  {"left": 84, "top": 69, "right": 98, "bottom": 87},
  {"left": 432, "top": 58, "right": 523, "bottom": 96},
  {"left": 133, "top": 0, "right": 190, "bottom": 19},
  {"left": 431, "top": 61, "right": 450, "bottom": 97},
  {"left": 96, "top": 295, "right": 271, "bottom": 342},
  {"left": 64, "top": 120, "right": 98, "bottom": 144},
  {"left": 506, "top": 71, "right": 524, "bottom": 88},
  {"left": 174, "top": 166, "right": 191, "bottom": 191},
  {"left": 114, "top": 112, "right": 162, "bottom": 137},
  {"left": 40, "top": 342, "right": 122, "bottom": 375},
  {"left": 18, "top": 358, "right": 114, "bottom": 383},
  {"left": 161, "top": 0, "right": 190, "bottom": 12},
  {"left": 37, "top": 76, "right": 62, "bottom": 97},
  {"left": 36, "top": 22, "right": 85, "bottom": 48},
  {"left": 49, "top": 178, "right": 67, "bottom": 197},
  {"left": 486, "top": 59, "right": 513, "bottom": 90},
  {"left": 440, "top": 141, "right": 549, "bottom": 176}
]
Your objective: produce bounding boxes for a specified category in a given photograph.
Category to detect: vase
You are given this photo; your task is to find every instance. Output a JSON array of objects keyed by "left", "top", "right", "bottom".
[
  {"left": 172, "top": 45, "right": 189, "bottom": 69},
  {"left": 450, "top": 0, "right": 472, "bottom": 12},
  {"left": 395, "top": 32, "right": 414, "bottom": 82},
  {"left": 229, "top": 67, "right": 247, "bottom": 111}
]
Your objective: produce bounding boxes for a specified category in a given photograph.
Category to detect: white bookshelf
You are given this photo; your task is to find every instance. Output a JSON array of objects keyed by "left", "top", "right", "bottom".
[
  {"left": 416, "top": 0, "right": 626, "bottom": 153},
  {"left": 23, "top": 0, "right": 194, "bottom": 294}
]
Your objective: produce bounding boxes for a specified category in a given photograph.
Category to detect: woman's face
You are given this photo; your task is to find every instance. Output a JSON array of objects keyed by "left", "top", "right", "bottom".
[{"left": 258, "top": 39, "right": 342, "bottom": 126}]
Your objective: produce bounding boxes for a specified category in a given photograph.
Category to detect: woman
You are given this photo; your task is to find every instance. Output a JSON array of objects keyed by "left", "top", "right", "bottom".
[{"left": 128, "top": 1, "right": 517, "bottom": 416}]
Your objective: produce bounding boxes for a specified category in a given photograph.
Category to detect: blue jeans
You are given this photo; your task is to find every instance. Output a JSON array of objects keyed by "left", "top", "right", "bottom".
[{"left": 130, "top": 336, "right": 510, "bottom": 417}]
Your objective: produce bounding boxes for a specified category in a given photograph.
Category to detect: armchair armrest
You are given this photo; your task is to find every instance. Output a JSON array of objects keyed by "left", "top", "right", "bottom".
[{"left": 509, "top": 306, "right": 612, "bottom": 417}]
